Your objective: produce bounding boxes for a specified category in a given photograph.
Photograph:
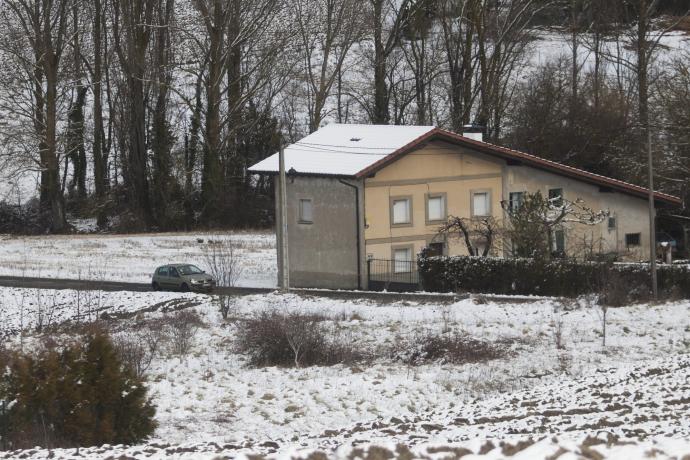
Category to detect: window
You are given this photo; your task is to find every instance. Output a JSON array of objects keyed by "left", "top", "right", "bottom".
[
  {"left": 472, "top": 191, "right": 490, "bottom": 216},
  {"left": 393, "top": 247, "right": 412, "bottom": 273},
  {"left": 391, "top": 197, "right": 412, "bottom": 226},
  {"left": 157, "top": 267, "right": 168, "bottom": 277},
  {"left": 169, "top": 267, "right": 180, "bottom": 278},
  {"left": 426, "top": 194, "right": 446, "bottom": 223},
  {"left": 626, "top": 233, "right": 641, "bottom": 247},
  {"left": 299, "top": 199, "right": 313, "bottom": 223},
  {"left": 426, "top": 242, "right": 444, "bottom": 257},
  {"left": 549, "top": 188, "right": 564, "bottom": 207},
  {"left": 553, "top": 229, "right": 565, "bottom": 255},
  {"left": 608, "top": 216, "right": 617, "bottom": 230},
  {"left": 508, "top": 192, "right": 524, "bottom": 212}
]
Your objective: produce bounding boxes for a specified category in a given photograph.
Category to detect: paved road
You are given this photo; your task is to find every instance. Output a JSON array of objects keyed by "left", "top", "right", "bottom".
[{"left": 0, "top": 275, "right": 468, "bottom": 303}]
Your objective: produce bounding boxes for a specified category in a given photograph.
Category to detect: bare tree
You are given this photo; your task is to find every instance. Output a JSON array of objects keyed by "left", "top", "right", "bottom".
[
  {"left": 368, "top": 0, "right": 412, "bottom": 124},
  {"left": 438, "top": 215, "right": 501, "bottom": 256},
  {"left": 502, "top": 191, "right": 608, "bottom": 260},
  {"left": 0, "top": 0, "right": 73, "bottom": 232},
  {"left": 293, "top": 0, "right": 363, "bottom": 133},
  {"left": 111, "top": 0, "right": 158, "bottom": 228},
  {"left": 202, "top": 235, "right": 243, "bottom": 319}
]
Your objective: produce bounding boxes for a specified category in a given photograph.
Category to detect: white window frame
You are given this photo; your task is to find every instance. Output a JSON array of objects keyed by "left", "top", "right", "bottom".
[
  {"left": 425, "top": 193, "right": 447, "bottom": 224},
  {"left": 390, "top": 196, "right": 412, "bottom": 227},
  {"left": 471, "top": 190, "right": 491, "bottom": 217},
  {"left": 298, "top": 198, "right": 313, "bottom": 224},
  {"left": 392, "top": 246, "right": 413, "bottom": 273}
]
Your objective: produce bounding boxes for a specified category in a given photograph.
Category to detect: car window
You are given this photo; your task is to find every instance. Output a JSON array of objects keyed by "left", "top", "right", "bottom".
[
  {"left": 169, "top": 267, "right": 180, "bottom": 278},
  {"left": 158, "top": 267, "right": 168, "bottom": 277},
  {"left": 178, "top": 265, "right": 203, "bottom": 275}
]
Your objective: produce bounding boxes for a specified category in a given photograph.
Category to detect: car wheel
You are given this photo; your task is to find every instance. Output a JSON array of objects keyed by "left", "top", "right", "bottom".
[
  {"left": 152, "top": 282, "right": 160, "bottom": 291},
  {"left": 180, "top": 283, "right": 190, "bottom": 292}
]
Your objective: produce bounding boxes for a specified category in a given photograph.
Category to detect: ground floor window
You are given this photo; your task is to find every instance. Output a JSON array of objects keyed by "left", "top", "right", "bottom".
[
  {"left": 426, "top": 242, "right": 444, "bottom": 257},
  {"left": 626, "top": 232, "right": 641, "bottom": 247},
  {"left": 553, "top": 228, "right": 565, "bottom": 255},
  {"left": 393, "top": 247, "right": 412, "bottom": 273}
]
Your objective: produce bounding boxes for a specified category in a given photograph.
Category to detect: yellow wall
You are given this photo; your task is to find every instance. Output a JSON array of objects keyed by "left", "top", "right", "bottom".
[
  {"left": 364, "top": 141, "right": 504, "bottom": 260},
  {"left": 364, "top": 140, "right": 654, "bottom": 263},
  {"left": 506, "top": 165, "right": 651, "bottom": 261}
]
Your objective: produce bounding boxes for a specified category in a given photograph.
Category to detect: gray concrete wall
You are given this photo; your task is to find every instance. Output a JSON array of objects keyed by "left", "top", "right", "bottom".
[{"left": 275, "top": 175, "right": 364, "bottom": 289}]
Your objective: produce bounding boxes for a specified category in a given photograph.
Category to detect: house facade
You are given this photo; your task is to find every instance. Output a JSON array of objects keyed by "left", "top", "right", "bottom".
[{"left": 250, "top": 124, "right": 681, "bottom": 290}]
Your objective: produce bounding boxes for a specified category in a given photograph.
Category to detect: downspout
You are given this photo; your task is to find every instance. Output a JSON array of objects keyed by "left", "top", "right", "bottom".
[{"left": 339, "top": 179, "right": 362, "bottom": 290}]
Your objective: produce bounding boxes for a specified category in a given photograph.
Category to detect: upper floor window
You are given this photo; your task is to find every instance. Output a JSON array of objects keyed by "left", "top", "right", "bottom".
[
  {"left": 299, "top": 199, "right": 313, "bottom": 223},
  {"left": 608, "top": 216, "right": 617, "bottom": 230},
  {"left": 508, "top": 192, "right": 524, "bottom": 213},
  {"left": 426, "top": 193, "right": 446, "bottom": 223},
  {"left": 391, "top": 197, "right": 412, "bottom": 226},
  {"left": 549, "top": 188, "right": 564, "bottom": 207},
  {"left": 472, "top": 191, "right": 491, "bottom": 217}
]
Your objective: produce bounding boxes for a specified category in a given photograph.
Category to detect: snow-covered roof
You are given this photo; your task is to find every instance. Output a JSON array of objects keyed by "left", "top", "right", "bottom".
[
  {"left": 249, "top": 123, "right": 681, "bottom": 205},
  {"left": 248, "top": 124, "right": 435, "bottom": 176}
]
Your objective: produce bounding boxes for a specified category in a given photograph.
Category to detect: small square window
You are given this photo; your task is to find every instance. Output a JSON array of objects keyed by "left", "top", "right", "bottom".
[
  {"left": 626, "top": 233, "right": 641, "bottom": 247},
  {"left": 299, "top": 199, "right": 313, "bottom": 223},
  {"left": 427, "top": 195, "right": 445, "bottom": 222},
  {"left": 608, "top": 216, "right": 617, "bottom": 230},
  {"left": 472, "top": 191, "right": 490, "bottom": 216},
  {"left": 392, "top": 198, "right": 411, "bottom": 225},
  {"left": 549, "top": 188, "right": 564, "bottom": 207}
]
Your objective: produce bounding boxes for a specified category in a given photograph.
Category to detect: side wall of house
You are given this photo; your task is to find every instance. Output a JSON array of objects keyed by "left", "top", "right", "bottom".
[
  {"left": 364, "top": 140, "right": 504, "bottom": 261},
  {"left": 506, "top": 165, "right": 652, "bottom": 261},
  {"left": 276, "top": 175, "right": 364, "bottom": 289}
]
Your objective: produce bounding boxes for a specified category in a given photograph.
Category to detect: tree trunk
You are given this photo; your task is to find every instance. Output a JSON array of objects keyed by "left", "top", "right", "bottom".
[
  {"left": 372, "top": 0, "right": 389, "bottom": 124},
  {"left": 93, "top": 0, "right": 108, "bottom": 228}
]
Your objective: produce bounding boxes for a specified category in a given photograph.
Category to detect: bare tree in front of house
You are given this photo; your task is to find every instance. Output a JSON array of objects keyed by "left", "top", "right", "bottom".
[
  {"left": 502, "top": 191, "right": 608, "bottom": 260},
  {"left": 437, "top": 216, "right": 501, "bottom": 257},
  {"left": 203, "top": 235, "right": 243, "bottom": 319}
]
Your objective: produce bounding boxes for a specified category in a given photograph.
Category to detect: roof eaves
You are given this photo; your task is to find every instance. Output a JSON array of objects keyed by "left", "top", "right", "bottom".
[
  {"left": 356, "top": 127, "right": 681, "bottom": 206},
  {"left": 248, "top": 169, "right": 356, "bottom": 179}
]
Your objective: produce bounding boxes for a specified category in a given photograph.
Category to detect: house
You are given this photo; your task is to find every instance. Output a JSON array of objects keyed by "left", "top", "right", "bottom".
[{"left": 249, "top": 124, "right": 681, "bottom": 290}]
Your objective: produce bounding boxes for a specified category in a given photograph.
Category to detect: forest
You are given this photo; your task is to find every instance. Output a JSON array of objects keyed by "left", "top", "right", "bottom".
[{"left": 0, "top": 0, "right": 688, "bottom": 233}]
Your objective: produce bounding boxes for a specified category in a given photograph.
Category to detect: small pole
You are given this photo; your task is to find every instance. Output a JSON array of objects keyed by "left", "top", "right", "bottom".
[
  {"left": 279, "top": 143, "right": 290, "bottom": 291},
  {"left": 647, "top": 127, "right": 657, "bottom": 300}
]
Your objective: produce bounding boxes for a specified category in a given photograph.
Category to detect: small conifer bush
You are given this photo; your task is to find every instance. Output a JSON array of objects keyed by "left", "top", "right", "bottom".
[{"left": 0, "top": 330, "right": 156, "bottom": 449}]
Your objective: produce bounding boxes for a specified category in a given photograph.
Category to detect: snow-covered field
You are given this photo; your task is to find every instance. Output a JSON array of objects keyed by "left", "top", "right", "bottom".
[
  {"left": 0, "top": 231, "right": 277, "bottom": 288},
  {"left": 1, "top": 286, "right": 688, "bottom": 459}
]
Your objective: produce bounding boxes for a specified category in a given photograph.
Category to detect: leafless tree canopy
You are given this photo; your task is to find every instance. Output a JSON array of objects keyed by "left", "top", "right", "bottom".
[{"left": 0, "top": 1, "right": 688, "bottom": 233}]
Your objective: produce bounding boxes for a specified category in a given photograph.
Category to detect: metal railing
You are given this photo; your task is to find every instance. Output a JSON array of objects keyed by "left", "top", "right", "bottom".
[{"left": 367, "top": 259, "right": 420, "bottom": 292}]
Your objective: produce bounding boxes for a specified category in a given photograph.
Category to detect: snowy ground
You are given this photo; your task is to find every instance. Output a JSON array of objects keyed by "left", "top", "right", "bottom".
[
  {"left": 0, "top": 231, "right": 277, "bottom": 288},
  {"left": 0, "top": 287, "right": 688, "bottom": 458}
]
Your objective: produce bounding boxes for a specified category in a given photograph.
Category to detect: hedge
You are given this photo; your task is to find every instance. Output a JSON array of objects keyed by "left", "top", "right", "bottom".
[{"left": 418, "top": 252, "right": 690, "bottom": 300}]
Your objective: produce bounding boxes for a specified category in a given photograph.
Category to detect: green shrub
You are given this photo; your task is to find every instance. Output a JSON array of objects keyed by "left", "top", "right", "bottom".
[
  {"left": 0, "top": 331, "right": 156, "bottom": 449},
  {"left": 418, "top": 251, "right": 690, "bottom": 300}
]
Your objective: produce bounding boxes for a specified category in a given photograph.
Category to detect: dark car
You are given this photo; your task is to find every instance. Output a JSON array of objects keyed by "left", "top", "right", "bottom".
[{"left": 152, "top": 264, "right": 216, "bottom": 292}]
